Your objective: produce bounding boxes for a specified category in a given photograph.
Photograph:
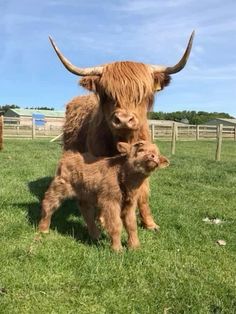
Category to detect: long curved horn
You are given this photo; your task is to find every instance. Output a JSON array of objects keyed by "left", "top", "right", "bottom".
[
  {"left": 150, "top": 31, "right": 195, "bottom": 74},
  {"left": 49, "top": 36, "right": 103, "bottom": 76}
]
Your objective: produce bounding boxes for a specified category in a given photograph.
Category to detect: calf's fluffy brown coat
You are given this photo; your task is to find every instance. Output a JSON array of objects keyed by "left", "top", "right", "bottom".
[{"left": 38, "top": 141, "right": 169, "bottom": 251}]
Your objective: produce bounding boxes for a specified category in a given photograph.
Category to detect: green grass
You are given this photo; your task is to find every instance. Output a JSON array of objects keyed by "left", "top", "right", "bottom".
[{"left": 0, "top": 139, "right": 236, "bottom": 314}]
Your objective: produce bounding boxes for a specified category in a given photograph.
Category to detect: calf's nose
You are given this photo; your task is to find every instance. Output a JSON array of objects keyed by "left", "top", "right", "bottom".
[{"left": 147, "top": 153, "right": 159, "bottom": 164}]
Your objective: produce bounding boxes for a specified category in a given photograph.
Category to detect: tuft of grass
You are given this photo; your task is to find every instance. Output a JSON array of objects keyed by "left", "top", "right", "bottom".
[{"left": 0, "top": 139, "right": 236, "bottom": 313}]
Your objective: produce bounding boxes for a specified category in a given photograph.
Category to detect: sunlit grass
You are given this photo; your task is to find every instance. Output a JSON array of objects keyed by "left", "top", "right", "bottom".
[{"left": 0, "top": 139, "right": 236, "bottom": 313}]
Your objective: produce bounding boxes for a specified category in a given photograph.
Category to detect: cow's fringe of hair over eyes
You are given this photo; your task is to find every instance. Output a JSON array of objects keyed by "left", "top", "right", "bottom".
[{"left": 100, "top": 62, "right": 154, "bottom": 108}]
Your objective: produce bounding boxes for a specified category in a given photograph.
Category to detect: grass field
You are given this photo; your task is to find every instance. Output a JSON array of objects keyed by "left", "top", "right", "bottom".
[{"left": 0, "top": 139, "right": 236, "bottom": 313}]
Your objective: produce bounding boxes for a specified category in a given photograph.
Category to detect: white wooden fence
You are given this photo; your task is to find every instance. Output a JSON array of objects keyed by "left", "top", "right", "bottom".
[
  {"left": 1, "top": 117, "right": 235, "bottom": 161},
  {"left": 2, "top": 117, "right": 236, "bottom": 141},
  {"left": 149, "top": 122, "right": 234, "bottom": 161},
  {"left": 2, "top": 117, "right": 63, "bottom": 139},
  {"left": 149, "top": 123, "right": 236, "bottom": 141}
]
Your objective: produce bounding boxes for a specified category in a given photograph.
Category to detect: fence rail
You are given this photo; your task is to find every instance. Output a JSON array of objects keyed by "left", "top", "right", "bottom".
[
  {"left": 2, "top": 116, "right": 63, "bottom": 139},
  {"left": 2, "top": 117, "right": 236, "bottom": 141},
  {"left": 1, "top": 117, "right": 235, "bottom": 161},
  {"left": 149, "top": 123, "right": 236, "bottom": 141},
  {"left": 149, "top": 122, "right": 233, "bottom": 161}
]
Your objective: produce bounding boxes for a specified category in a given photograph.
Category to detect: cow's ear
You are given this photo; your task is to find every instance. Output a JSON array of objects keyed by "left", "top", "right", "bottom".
[
  {"left": 153, "top": 72, "right": 171, "bottom": 91},
  {"left": 158, "top": 155, "right": 170, "bottom": 168},
  {"left": 117, "top": 142, "right": 131, "bottom": 155},
  {"left": 79, "top": 76, "right": 100, "bottom": 92}
]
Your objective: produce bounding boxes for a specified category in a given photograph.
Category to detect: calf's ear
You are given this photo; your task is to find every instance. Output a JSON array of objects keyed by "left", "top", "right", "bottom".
[
  {"left": 79, "top": 76, "right": 100, "bottom": 92},
  {"left": 117, "top": 142, "right": 131, "bottom": 155},
  {"left": 158, "top": 155, "right": 170, "bottom": 168}
]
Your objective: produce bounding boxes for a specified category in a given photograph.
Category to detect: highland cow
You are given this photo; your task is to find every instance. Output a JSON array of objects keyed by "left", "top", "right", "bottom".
[
  {"left": 49, "top": 31, "right": 194, "bottom": 230},
  {"left": 38, "top": 141, "right": 169, "bottom": 251}
]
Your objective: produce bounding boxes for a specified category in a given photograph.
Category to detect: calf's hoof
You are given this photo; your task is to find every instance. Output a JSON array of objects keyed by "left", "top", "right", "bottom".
[
  {"left": 39, "top": 229, "right": 50, "bottom": 234},
  {"left": 38, "top": 223, "right": 50, "bottom": 234},
  {"left": 111, "top": 244, "right": 123, "bottom": 252},
  {"left": 128, "top": 240, "right": 141, "bottom": 250}
]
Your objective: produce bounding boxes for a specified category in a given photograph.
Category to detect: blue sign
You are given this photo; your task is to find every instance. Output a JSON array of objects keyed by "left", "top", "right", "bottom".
[{"left": 32, "top": 113, "right": 45, "bottom": 126}]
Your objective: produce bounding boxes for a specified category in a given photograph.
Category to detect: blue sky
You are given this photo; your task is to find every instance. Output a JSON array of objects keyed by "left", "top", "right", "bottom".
[{"left": 1, "top": 0, "right": 236, "bottom": 117}]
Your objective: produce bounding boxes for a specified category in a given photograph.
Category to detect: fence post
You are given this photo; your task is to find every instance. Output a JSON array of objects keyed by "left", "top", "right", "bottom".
[
  {"left": 0, "top": 115, "right": 3, "bottom": 150},
  {"left": 16, "top": 120, "right": 20, "bottom": 135},
  {"left": 175, "top": 125, "right": 178, "bottom": 141},
  {"left": 215, "top": 124, "right": 223, "bottom": 161},
  {"left": 150, "top": 124, "right": 155, "bottom": 142},
  {"left": 196, "top": 125, "right": 200, "bottom": 140},
  {"left": 32, "top": 117, "right": 35, "bottom": 139},
  {"left": 171, "top": 122, "right": 176, "bottom": 155},
  {"left": 44, "top": 125, "right": 47, "bottom": 136},
  {"left": 234, "top": 126, "right": 236, "bottom": 141}
]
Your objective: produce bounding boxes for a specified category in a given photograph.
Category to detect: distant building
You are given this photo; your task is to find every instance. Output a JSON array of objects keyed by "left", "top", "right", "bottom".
[
  {"left": 205, "top": 118, "right": 236, "bottom": 127},
  {"left": 4, "top": 108, "right": 65, "bottom": 128},
  {"left": 180, "top": 118, "right": 189, "bottom": 124}
]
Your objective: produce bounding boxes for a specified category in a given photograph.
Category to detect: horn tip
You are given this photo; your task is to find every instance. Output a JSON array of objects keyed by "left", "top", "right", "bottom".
[{"left": 49, "top": 36, "right": 57, "bottom": 51}]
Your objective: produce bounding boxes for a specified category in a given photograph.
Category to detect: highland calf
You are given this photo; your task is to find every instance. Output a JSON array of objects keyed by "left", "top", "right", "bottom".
[{"left": 38, "top": 141, "right": 169, "bottom": 251}]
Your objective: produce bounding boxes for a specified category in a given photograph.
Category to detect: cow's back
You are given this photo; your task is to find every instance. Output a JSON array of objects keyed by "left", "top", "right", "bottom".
[
  {"left": 63, "top": 94, "right": 98, "bottom": 152},
  {"left": 63, "top": 93, "right": 116, "bottom": 156}
]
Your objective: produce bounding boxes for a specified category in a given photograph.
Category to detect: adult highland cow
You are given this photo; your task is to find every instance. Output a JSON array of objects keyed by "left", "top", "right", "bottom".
[{"left": 49, "top": 31, "right": 194, "bottom": 230}]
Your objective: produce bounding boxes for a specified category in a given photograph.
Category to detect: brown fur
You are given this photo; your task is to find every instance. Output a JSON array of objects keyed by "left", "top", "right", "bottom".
[
  {"left": 63, "top": 61, "right": 171, "bottom": 229},
  {"left": 38, "top": 141, "right": 169, "bottom": 251}
]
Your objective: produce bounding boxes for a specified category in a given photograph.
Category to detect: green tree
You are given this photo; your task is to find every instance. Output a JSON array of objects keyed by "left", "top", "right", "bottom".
[{"left": 148, "top": 110, "right": 234, "bottom": 125}]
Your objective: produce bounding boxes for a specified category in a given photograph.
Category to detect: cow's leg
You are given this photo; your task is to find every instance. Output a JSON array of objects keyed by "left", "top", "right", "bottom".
[
  {"left": 38, "top": 177, "right": 72, "bottom": 233},
  {"left": 77, "top": 201, "right": 100, "bottom": 240},
  {"left": 99, "top": 201, "right": 123, "bottom": 252},
  {"left": 138, "top": 179, "right": 159, "bottom": 230},
  {"left": 121, "top": 202, "right": 140, "bottom": 249}
]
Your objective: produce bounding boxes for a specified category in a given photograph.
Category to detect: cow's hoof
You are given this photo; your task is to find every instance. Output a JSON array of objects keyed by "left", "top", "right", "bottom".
[
  {"left": 142, "top": 223, "right": 160, "bottom": 232},
  {"left": 147, "top": 225, "right": 160, "bottom": 232},
  {"left": 153, "top": 225, "right": 160, "bottom": 232}
]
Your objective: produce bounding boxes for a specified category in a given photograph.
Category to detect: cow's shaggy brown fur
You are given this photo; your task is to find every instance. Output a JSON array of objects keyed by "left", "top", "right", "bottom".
[
  {"left": 38, "top": 141, "right": 169, "bottom": 251},
  {"left": 64, "top": 63, "right": 171, "bottom": 152},
  {"left": 63, "top": 62, "right": 171, "bottom": 230}
]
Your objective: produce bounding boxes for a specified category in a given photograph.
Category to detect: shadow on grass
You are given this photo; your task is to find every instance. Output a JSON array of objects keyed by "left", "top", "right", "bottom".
[{"left": 20, "top": 176, "right": 103, "bottom": 245}]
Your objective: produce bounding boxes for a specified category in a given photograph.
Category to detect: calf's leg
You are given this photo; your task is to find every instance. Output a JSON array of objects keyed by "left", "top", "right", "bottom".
[
  {"left": 138, "top": 179, "right": 159, "bottom": 230},
  {"left": 38, "top": 177, "right": 73, "bottom": 233},
  {"left": 99, "top": 201, "right": 123, "bottom": 252},
  {"left": 77, "top": 201, "right": 100, "bottom": 240},
  {"left": 122, "top": 203, "right": 140, "bottom": 249}
]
